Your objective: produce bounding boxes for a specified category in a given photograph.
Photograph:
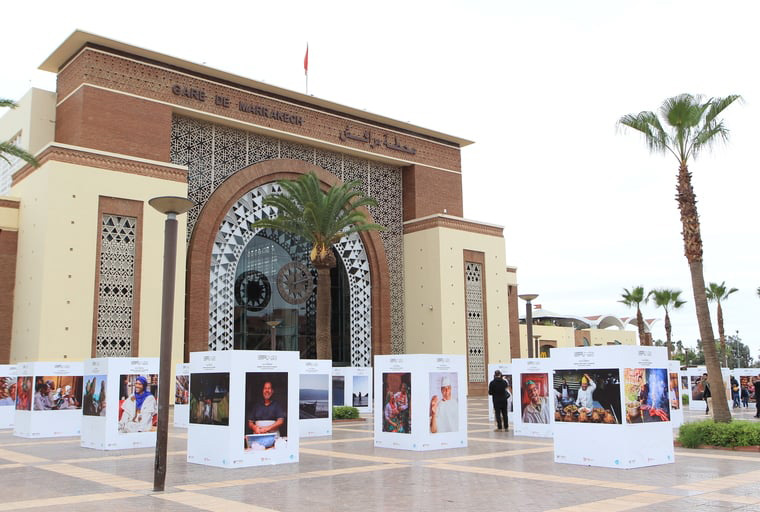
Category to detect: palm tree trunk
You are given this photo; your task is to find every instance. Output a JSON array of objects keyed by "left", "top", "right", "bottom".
[
  {"left": 677, "top": 162, "right": 730, "bottom": 422},
  {"left": 315, "top": 265, "right": 333, "bottom": 360},
  {"left": 716, "top": 302, "right": 726, "bottom": 367},
  {"left": 636, "top": 306, "right": 647, "bottom": 345},
  {"left": 664, "top": 311, "right": 672, "bottom": 359}
]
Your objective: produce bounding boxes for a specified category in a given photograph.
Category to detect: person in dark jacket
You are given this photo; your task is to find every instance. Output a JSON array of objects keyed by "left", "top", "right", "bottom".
[
  {"left": 488, "top": 370, "right": 510, "bottom": 432},
  {"left": 753, "top": 375, "right": 760, "bottom": 418}
]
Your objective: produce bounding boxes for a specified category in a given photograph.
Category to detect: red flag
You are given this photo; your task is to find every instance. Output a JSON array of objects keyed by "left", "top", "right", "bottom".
[{"left": 304, "top": 44, "right": 309, "bottom": 75}]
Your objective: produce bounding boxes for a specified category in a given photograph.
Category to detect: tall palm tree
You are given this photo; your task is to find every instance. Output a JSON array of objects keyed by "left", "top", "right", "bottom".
[
  {"left": 705, "top": 281, "right": 738, "bottom": 367},
  {"left": 0, "top": 99, "right": 39, "bottom": 167},
  {"left": 250, "top": 172, "right": 383, "bottom": 360},
  {"left": 648, "top": 289, "right": 686, "bottom": 359},
  {"left": 619, "top": 286, "right": 648, "bottom": 345},
  {"left": 619, "top": 93, "right": 740, "bottom": 423}
]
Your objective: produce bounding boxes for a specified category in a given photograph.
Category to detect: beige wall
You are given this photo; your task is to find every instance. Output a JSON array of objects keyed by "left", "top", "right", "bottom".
[
  {"left": 403, "top": 224, "right": 512, "bottom": 366},
  {"left": 0, "top": 198, "right": 20, "bottom": 230},
  {"left": 0, "top": 88, "right": 56, "bottom": 156},
  {"left": 589, "top": 329, "right": 636, "bottom": 346},
  {"left": 10, "top": 159, "right": 187, "bottom": 366}
]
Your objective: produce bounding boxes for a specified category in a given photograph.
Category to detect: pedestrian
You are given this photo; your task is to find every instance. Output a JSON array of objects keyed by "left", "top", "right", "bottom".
[
  {"left": 740, "top": 385, "right": 749, "bottom": 408},
  {"left": 753, "top": 375, "right": 760, "bottom": 419},
  {"left": 730, "top": 376, "right": 740, "bottom": 408},
  {"left": 488, "top": 370, "right": 510, "bottom": 432},
  {"left": 702, "top": 373, "right": 712, "bottom": 418}
]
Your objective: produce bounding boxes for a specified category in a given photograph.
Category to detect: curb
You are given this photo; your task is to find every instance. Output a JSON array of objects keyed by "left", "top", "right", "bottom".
[{"left": 674, "top": 440, "right": 760, "bottom": 452}]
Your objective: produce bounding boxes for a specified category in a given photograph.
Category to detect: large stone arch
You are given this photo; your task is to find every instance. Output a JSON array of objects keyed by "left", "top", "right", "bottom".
[{"left": 185, "top": 159, "right": 391, "bottom": 362}]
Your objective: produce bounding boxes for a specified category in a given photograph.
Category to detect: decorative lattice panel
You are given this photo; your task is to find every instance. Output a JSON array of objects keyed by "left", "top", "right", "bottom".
[
  {"left": 465, "top": 262, "right": 485, "bottom": 382},
  {"left": 95, "top": 215, "right": 137, "bottom": 357},
  {"left": 170, "top": 115, "right": 405, "bottom": 358}
]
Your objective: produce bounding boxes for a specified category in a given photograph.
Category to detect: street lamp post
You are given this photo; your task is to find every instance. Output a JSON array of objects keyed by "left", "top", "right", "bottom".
[
  {"left": 519, "top": 294, "right": 538, "bottom": 358},
  {"left": 149, "top": 196, "right": 194, "bottom": 493}
]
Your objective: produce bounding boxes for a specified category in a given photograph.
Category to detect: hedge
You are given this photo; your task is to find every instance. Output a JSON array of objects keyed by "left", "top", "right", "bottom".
[
  {"left": 333, "top": 406, "right": 360, "bottom": 420},
  {"left": 678, "top": 420, "right": 760, "bottom": 448}
]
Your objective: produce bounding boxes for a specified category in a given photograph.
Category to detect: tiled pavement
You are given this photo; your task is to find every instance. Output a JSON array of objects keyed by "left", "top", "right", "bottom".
[{"left": 0, "top": 399, "right": 758, "bottom": 511}]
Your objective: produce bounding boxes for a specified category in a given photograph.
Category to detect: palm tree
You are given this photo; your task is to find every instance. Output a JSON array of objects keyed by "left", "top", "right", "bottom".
[
  {"left": 1, "top": 99, "right": 39, "bottom": 167},
  {"left": 705, "top": 282, "right": 738, "bottom": 367},
  {"left": 619, "top": 93, "right": 740, "bottom": 422},
  {"left": 250, "top": 172, "right": 383, "bottom": 360},
  {"left": 619, "top": 286, "right": 648, "bottom": 345},
  {"left": 648, "top": 289, "right": 686, "bottom": 359}
]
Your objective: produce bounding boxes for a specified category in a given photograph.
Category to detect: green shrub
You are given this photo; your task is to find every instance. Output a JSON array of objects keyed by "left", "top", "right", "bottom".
[
  {"left": 678, "top": 420, "right": 760, "bottom": 448},
  {"left": 682, "top": 394, "right": 689, "bottom": 406},
  {"left": 333, "top": 406, "right": 360, "bottom": 420}
]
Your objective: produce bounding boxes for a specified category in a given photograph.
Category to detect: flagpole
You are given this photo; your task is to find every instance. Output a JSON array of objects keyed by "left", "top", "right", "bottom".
[{"left": 304, "top": 43, "right": 309, "bottom": 95}]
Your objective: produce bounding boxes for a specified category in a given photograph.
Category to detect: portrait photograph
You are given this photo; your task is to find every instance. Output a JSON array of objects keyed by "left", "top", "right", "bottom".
[
  {"left": 552, "top": 369, "right": 621, "bottom": 424},
  {"left": 504, "top": 373, "right": 514, "bottom": 412},
  {"left": 352, "top": 375, "right": 370, "bottom": 408},
  {"left": 690, "top": 375, "right": 705, "bottom": 401},
  {"left": 175, "top": 374, "right": 189, "bottom": 405},
  {"left": 118, "top": 374, "right": 158, "bottom": 434},
  {"left": 520, "top": 373, "right": 550, "bottom": 424},
  {"left": 332, "top": 375, "right": 345, "bottom": 406},
  {"left": 669, "top": 372, "right": 680, "bottom": 410},
  {"left": 33, "top": 375, "right": 83, "bottom": 411},
  {"left": 15, "top": 376, "right": 32, "bottom": 411},
  {"left": 83, "top": 375, "right": 107, "bottom": 417},
  {"left": 299, "top": 373, "right": 329, "bottom": 420},
  {"left": 382, "top": 372, "right": 411, "bottom": 433},
  {"left": 624, "top": 368, "right": 670, "bottom": 424},
  {"left": 244, "top": 372, "right": 288, "bottom": 450},
  {"left": 0, "top": 377, "right": 17, "bottom": 407},
  {"left": 190, "top": 373, "right": 230, "bottom": 426},
  {"left": 428, "top": 372, "right": 458, "bottom": 434}
]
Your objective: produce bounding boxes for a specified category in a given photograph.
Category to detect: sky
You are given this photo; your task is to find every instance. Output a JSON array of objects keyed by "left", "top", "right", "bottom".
[{"left": 2, "top": 0, "right": 759, "bottom": 360}]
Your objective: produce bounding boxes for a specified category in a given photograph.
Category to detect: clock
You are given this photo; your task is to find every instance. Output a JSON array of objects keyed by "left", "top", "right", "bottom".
[
  {"left": 234, "top": 270, "right": 271, "bottom": 311},
  {"left": 276, "top": 261, "right": 314, "bottom": 305}
]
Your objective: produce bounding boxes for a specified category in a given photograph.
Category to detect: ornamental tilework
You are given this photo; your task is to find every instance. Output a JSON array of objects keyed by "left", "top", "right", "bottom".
[
  {"left": 170, "top": 115, "right": 404, "bottom": 360},
  {"left": 95, "top": 215, "right": 137, "bottom": 357},
  {"left": 465, "top": 262, "right": 485, "bottom": 383}
]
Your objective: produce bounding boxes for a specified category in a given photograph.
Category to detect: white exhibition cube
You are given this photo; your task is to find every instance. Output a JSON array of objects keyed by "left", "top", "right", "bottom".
[
  {"left": 686, "top": 366, "right": 730, "bottom": 412},
  {"left": 668, "top": 361, "right": 684, "bottom": 428},
  {"left": 187, "top": 350, "right": 299, "bottom": 468},
  {"left": 0, "top": 365, "right": 17, "bottom": 429},
  {"left": 350, "top": 367, "right": 373, "bottom": 413},
  {"left": 331, "top": 367, "right": 373, "bottom": 413},
  {"left": 512, "top": 358, "right": 554, "bottom": 438},
  {"left": 332, "top": 367, "right": 349, "bottom": 407},
  {"left": 486, "top": 363, "right": 515, "bottom": 424},
  {"left": 733, "top": 369, "right": 758, "bottom": 406},
  {"left": 374, "top": 354, "right": 467, "bottom": 451},
  {"left": 299, "top": 359, "right": 332, "bottom": 437},
  {"left": 14, "top": 361, "right": 83, "bottom": 438},
  {"left": 81, "top": 357, "right": 159, "bottom": 450},
  {"left": 552, "top": 346, "right": 675, "bottom": 469},
  {"left": 174, "top": 363, "right": 190, "bottom": 428}
]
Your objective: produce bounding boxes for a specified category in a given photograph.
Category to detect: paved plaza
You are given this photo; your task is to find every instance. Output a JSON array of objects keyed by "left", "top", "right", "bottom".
[{"left": 0, "top": 398, "right": 758, "bottom": 511}]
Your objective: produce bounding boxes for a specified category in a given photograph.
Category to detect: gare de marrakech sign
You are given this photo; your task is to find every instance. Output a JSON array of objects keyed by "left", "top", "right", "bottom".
[
  {"left": 171, "top": 84, "right": 303, "bottom": 126},
  {"left": 171, "top": 84, "right": 417, "bottom": 155}
]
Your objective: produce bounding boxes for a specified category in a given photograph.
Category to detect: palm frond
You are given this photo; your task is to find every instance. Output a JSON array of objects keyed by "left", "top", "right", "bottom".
[
  {"left": 0, "top": 99, "right": 18, "bottom": 109},
  {"left": 0, "top": 141, "right": 39, "bottom": 167},
  {"left": 618, "top": 111, "right": 671, "bottom": 155},
  {"left": 704, "top": 95, "right": 741, "bottom": 125}
]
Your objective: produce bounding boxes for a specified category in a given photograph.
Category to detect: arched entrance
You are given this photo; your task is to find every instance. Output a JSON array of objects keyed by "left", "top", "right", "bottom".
[
  {"left": 232, "top": 227, "right": 353, "bottom": 364},
  {"left": 185, "top": 160, "right": 390, "bottom": 366}
]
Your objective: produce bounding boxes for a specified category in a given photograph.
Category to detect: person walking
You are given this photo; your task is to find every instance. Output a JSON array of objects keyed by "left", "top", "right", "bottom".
[
  {"left": 730, "top": 376, "right": 740, "bottom": 408},
  {"left": 753, "top": 375, "right": 760, "bottom": 419},
  {"left": 702, "top": 373, "right": 712, "bottom": 418},
  {"left": 489, "top": 370, "right": 510, "bottom": 432}
]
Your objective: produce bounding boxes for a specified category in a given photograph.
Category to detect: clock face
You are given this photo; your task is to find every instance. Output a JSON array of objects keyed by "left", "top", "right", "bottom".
[
  {"left": 234, "top": 270, "right": 271, "bottom": 311},
  {"left": 277, "top": 261, "right": 314, "bottom": 305}
]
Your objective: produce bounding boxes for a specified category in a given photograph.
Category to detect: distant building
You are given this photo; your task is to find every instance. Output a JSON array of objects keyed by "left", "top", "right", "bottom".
[{"left": 518, "top": 305, "right": 654, "bottom": 357}]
